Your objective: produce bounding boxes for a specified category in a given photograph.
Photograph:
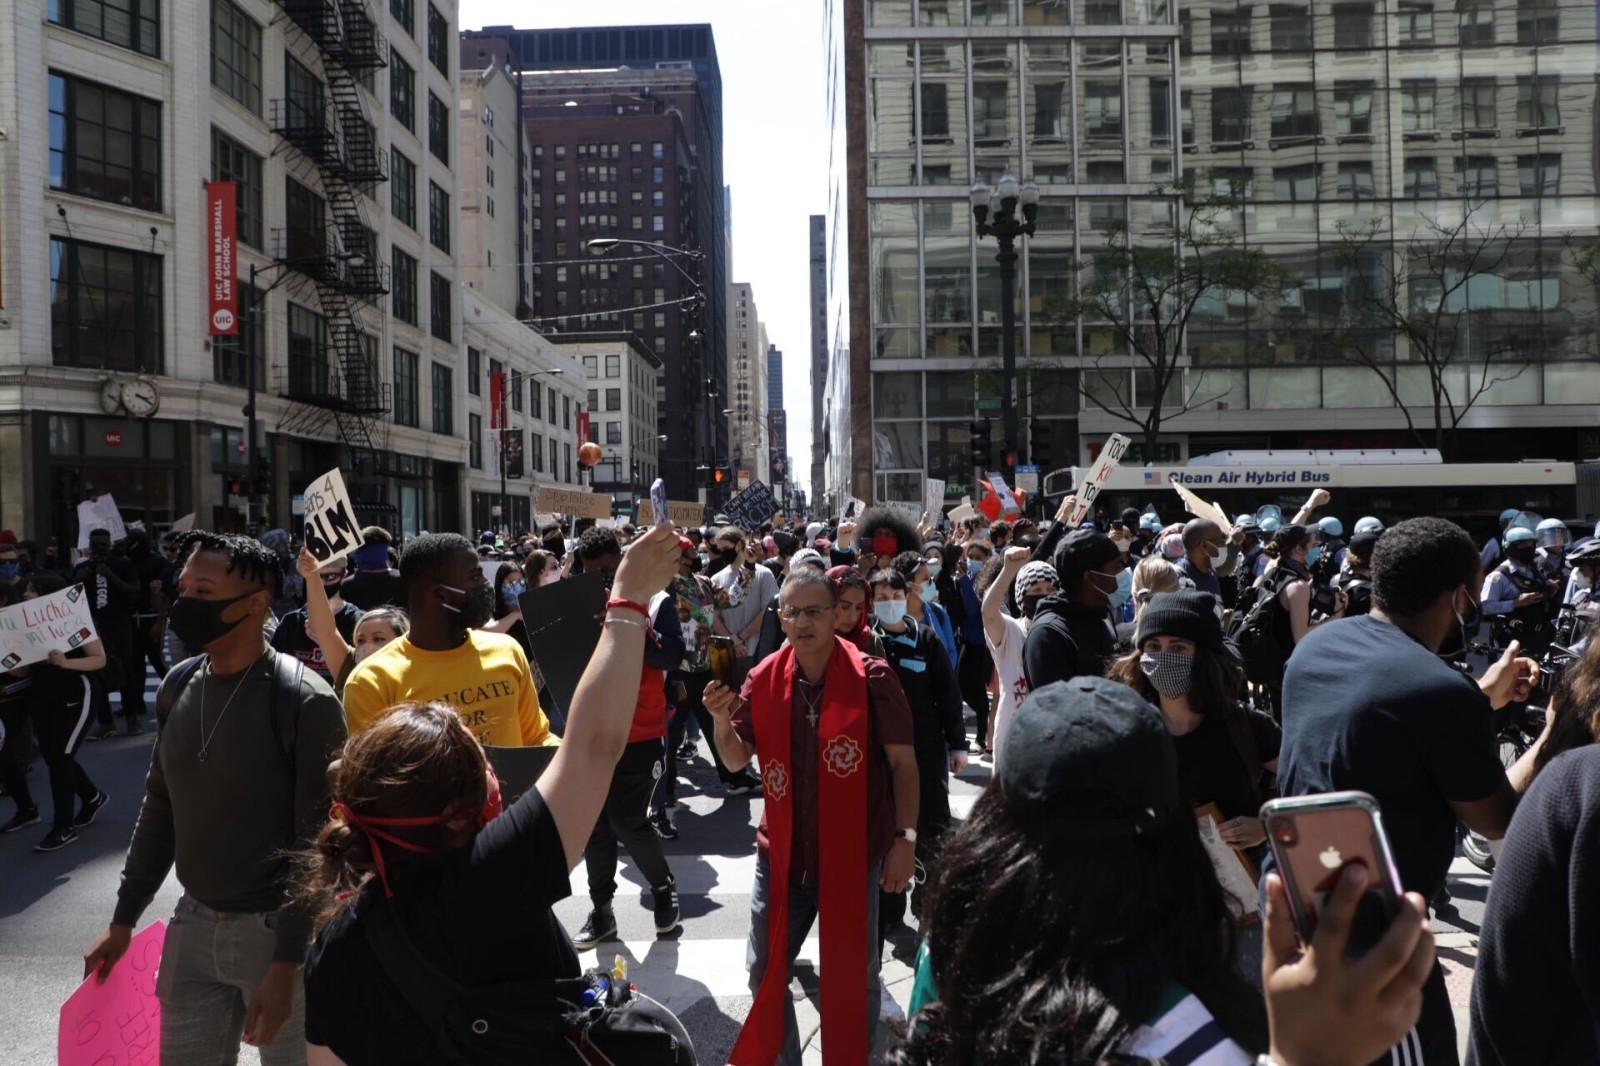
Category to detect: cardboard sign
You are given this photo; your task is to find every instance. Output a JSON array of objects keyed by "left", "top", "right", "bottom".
[
  {"left": 1065, "top": 433, "right": 1131, "bottom": 525},
  {"left": 76, "top": 495, "right": 126, "bottom": 550},
  {"left": 841, "top": 496, "right": 865, "bottom": 523},
  {"left": 923, "top": 478, "right": 946, "bottom": 518},
  {"left": 518, "top": 569, "right": 607, "bottom": 727},
  {"left": 300, "top": 468, "right": 360, "bottom": 565},
  {"left": 724, "top": 480, "right": 780, "bottom": 530},
  {"left": 1171, "top": 478, "right": 1235, "bottom": 536},
  {"left": 947, "top": 499, "right": 977, "bottom": 524},
  {"left": 535, "top": 486, "right": 612, "bottom": 521},
  {"left": 0, "top": 584, "right": 100, "bottom": 671},
  {"left": 169, "top": 513, "right": 195, "bottom": 534},
  {"left": 1196, "top": 804, "right": 1259, "bottom": 923},
  {"left": 640, "top": 498, "right": 705, "bottom": 528},
  {"left": 985, "top": 472, "right": 1021, "bottom": 515},
  {"left": 58, "top": 921, "right": 164, "bottom": 1066}
]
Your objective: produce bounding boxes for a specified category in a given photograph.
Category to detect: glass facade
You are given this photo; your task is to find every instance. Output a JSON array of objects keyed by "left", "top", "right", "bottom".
[{"left": 848, "top": 0, "right": 1600, "bottom": 502}]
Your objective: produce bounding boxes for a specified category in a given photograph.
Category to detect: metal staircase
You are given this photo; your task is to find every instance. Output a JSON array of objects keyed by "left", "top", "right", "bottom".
[{"left": 268, "top": 0, "right": 391, "bottom": 478}]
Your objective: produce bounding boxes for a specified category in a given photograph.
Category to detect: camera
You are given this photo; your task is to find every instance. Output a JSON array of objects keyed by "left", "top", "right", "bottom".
[{"left": 1310, "top": 583, "right": 1340, "bottom": 618}]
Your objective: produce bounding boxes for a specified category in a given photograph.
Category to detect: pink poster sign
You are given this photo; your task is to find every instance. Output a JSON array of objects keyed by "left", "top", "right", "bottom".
[{"left": 59, "top": 920, "right": 165, "bottom": 1066}]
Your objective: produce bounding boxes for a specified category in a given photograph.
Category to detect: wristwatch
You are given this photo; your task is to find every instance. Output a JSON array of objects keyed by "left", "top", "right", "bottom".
[{"left": 895, "top": 828, "right": 918, "bottom": 844}]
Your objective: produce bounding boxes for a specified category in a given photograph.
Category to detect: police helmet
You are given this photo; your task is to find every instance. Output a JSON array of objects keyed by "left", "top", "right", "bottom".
[
  {"left": 1536, "top": 517, "right": 1571, "bottom": 549},
  {"left": 1504, "top": 526, "right": 1538, "bottom": 545},
  {"left": 1260, "top": 516, "right": 1281, "bottom": 534},
  {"left": 1234, "top": 514, "right": 1261, "bottom": 533},
  {"left": 1317, "top": 517, "right": 1344, "bottom": 538},
  {"left": 1354, "top": 516, "right": 1384, "bottom": 535},
  {"left": 1499, "top": 508, "right": 1520, "bottom": 526},
  {"left": 1139, "top": 512, "right": 1162, "bottom": 532}
]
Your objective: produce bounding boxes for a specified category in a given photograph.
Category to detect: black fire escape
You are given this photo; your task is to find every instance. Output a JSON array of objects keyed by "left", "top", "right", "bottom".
[{"left": 268, "top": 0, "right": 392, "bottom": 479}]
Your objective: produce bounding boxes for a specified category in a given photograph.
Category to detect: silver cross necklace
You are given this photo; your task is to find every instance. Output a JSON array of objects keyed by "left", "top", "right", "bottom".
[
  {"left": 797, "top": 676, "right": 824, "bottom": 727},
  {"left": 198, "top": 656, "right": 258, "bottom": 763}
]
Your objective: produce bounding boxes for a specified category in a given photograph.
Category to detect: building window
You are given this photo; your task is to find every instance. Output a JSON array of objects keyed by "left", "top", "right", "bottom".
[
  {"left": 1272, "top": 164, "right": 1318, "bottom": 203},
  {"left": 393, "top": 347, "right": 420, "bottom": 427},
  {"left": 652, "top": 166, "right": 664, "bottom": 183},
  {"left": 1518, "top": 154, "right": 1560, "bottom": 196},
  {"left": 1458, "top": 2, "right": 1494, "bottom": 45},
  {"left": 429, "top": 272, "right": 451, "bottom": 342},
  {"left": 1455, "top": 155, "right": 1498, "bottom": 198},
  {"left": 1332, "top": 3, "right": 1373, "bottom": 48},
  {"left": 1516, "top": 76, "right": 1560, "bottom": 130},
  {"left": 531, "top": 434, "right": 544, "bottom": 474},
  {"left": 1270, "top": 84, "right": 1318, "bottom": 139},
  {"left": 587, "top": 388, "right": 599, "bottom": 410},
  {"left": 431, "top": 362, "right": 453, "bottom": 434},
  {"left": 604, "top": 353, "right": 620, "bottom": 377},
  {"left": 287, "top": 302, "right": 329, "bottom": 395},
  {"left": 211, "top": 130, "right": 263, "bottom": 248},
  {"left": 652, "top": 215, "right": 665, "bottom": 233},
  {"left": 1401, "top": 80, "right": 1436, "bottom": 133},
  {"left": 562, "top": 395, "right": 571, "bottom": 430},
  {"left": 605, "top": 421, "right": 622, "bottom": 445},
  {"left": 1515, "top": 0, "right": 1558, "bottom": 44},
  {"left": 1084, "top": 81, "right": 1122, "bottom": 139},
  {"left": 1397, "top": 2, "right": 1434, "bottom": 43},
  {"left": 466, "top": 346, "right": 481, "bottom": 395},
  {"left": 548, "top": 387, "right": 557, "bottom": 422},
  {"left": 1212, "top": 87, "right": 1251, "bottom": 143},
  {"left": 1403, "top": 158, "right": 1440, "bottom": 198},
  {"left": 1459, "top": 78, "right": 1496, "bottom": 132},
  {"left": 468, "top": 412, "right": 482, "bottom": 468},
  {"left": 390, "top": 51, "right": 414, "bottom": 132},
  {"left": 1212, "top": 8, "right": 1253, "bottom": 54},
  {"left": 390, "top": 148, "right": 416, "bottom": 227},
  {"left": 973, "top": 79, "right": 1010, "bottom": 142},
  {"left": 211, "top": 0, "right": 260, "bottom": 109},
  {"left": 50, "top": 238, "right": 162, "bottom": 371},
  {"left": 1333, "top": 82, "right": 1373, "bottom": 138},
  {"left": 212, "top": 283, "right": 262, "bottom": 386},
  {"left": 1336, "top": 162, "right": 1375, "bottom": 201},
  {"left": 391, "top": 0, "right": 413, "bottom": 36},
  {"left": 427, "top": 92, "right": 449, "bottom": 164},
  {"left": 428, "top": 181, "right": 450, "bottom": 251},
  {"left": 426, "top": 4, "right": 449, "bottom": 75},
  {"left": 606, "top": 388, "right": 621, "bottom": 411},
  {"left": 392, "top": 246, "right": 418, "bottom": 324},
  {"left": 565, "top": 443, "right": 572, "bottom": 483},
  {"left": 48, "top": 73, "right": 161, "bottom": 210},
  {"left": 284, "top": 178, "right": 326, "bottom": 259},
  {"left": 1270, "top": 4, "right": 1310, "bottom": 51},
  {"left": 509, "top": 369, "right": 524, "bottom": 412},
  {"left": 54, "top": 0, "right": 160, "bottom": 55}
]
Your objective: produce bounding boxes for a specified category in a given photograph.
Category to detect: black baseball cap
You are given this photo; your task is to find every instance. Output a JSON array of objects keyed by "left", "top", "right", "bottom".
[
  {"left": 1000, "top": 677, "right": 1179, "bottom": 841},
  {"left": 1052, "top": 529, "right": 1121, "bottom": 584}
]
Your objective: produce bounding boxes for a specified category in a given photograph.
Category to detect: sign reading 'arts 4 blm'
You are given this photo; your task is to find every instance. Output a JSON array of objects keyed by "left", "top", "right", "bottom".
[{"left": 301, "top": 468, "right": 361, "bottom": 565}]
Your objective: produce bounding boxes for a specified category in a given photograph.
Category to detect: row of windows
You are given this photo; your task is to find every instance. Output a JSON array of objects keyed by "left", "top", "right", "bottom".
[
  {"left": 1180, "top": 0, "right": 1566, "bottom": 54},
  {"left": 50, "top": 0, "right": 161, "bottom": 56},
  {"left": 548, "top": 166, "right": 667, "bottom": 184}
]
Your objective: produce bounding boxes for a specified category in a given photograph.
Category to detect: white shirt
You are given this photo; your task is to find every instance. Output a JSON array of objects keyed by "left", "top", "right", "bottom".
[{"left": 986, "top": 613, "right": 1030, "bottom": 767}]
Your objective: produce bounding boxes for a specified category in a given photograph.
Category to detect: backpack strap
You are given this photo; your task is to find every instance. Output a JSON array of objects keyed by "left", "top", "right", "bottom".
[
  {"left": 1221, "top": 704, "right": 1270, "bottom": 806},
  {"left": 360, "top": 897, "right": 471, "bottom": 1063},
  {"left": 154, "top": 655, "right": 207, "bottom": 732},
  {"left": 267, "top": 651, "right": 303, "bottom": 784}
]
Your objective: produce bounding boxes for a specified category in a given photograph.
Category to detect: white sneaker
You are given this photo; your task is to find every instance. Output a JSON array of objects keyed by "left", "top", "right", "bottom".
[{"left": 878, "top": 983, "right": 905, "bottom": 1021}]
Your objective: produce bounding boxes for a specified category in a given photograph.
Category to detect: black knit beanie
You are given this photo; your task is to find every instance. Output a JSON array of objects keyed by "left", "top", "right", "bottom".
[{"left": 1134, "top": 590, "right": 1226, "bottom": 653}]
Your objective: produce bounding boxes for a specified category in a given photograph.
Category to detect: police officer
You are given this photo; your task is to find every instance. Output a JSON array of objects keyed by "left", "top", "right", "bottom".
[
  {"left": 1233, "top": 514, "right": 1268, "bottom": 601},
  {"left": 1562, "top": 537, "right": 1600, "bottom": 650},
  {"left": 1480, "top": 508, "right": 1520, "bottom": 571},
  {"left": 1481, "top": 526, "right": 1559, "bottom": 654},
  {"left": 1314, "top": 517, "right": 1346, "bottom": 584},
  {"left": 1535, "top": 518, "right": 1571, "bottom": 592}
]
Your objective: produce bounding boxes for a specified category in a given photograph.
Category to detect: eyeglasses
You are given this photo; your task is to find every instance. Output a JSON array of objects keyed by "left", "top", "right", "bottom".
[{"left": 779, "top": 605, "right": 832, "bottom": 623}]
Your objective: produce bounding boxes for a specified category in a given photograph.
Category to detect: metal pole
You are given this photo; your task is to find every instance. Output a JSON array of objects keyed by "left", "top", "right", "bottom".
[
  {"left": 245, "top": 262, "right": 259, "bottom": 533},
  {"left": 498, "top": 373, "right": 509, "bottom": 536},
  {"left": 996, "top": 235, "right": 1024, "bottom": 470}
]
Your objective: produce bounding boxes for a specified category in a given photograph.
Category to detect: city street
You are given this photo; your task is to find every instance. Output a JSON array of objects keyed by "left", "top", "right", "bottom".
[{"left": 0, "top": 673, "right": 1489, "bottom": 1064}]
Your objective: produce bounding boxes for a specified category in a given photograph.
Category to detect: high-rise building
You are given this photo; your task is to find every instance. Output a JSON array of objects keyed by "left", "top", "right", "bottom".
[
  {"left": 1, "top": 0, "right": 472, "bottom": 539},
  {"left": 809, "top": 214, "right": 829, "bottom": 508},
  {"left": 727, "top": 283, "right": 770, "bottom": 485},
  {"left": 823, "top": 0, "right": 1600, "bottom": 512},
  {"left": 463, "top": 24, "right": 729, "bottom": 502},
  {"left": 766, "top": 343, "right": 791, "bottom": 496}
]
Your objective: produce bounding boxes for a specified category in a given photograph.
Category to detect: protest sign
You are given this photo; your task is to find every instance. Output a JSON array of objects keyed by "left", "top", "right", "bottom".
[
  {"left": 947, "top": 499, "right": 977, "bottom": 524},
  {"left": 0, "top": 585, "right": 100, "bottom": 671},
  {"left": 300, "top": 469, "right": 360, "bottom": 565},
  {"left": 169, "top": 513, "right": 195, "bottom": 533},
  {"left": 923, "top": 478, "right": 946, "bottom": 517},
  {"left": 58, "top": 920, "right": 164, "bottom": 1066},
  {"left": 841, "top": 496, "right": 865, "bottom": 523},
  {"left": 883, "top": 501, "right": 922, "bottom": 522},
  {"left": 1170, "top": 479, "right": 1234, "bottom": 536},
  {"left": 640, "top": 498, "right": 705, "bottom": 528},
  {"left": 1013, "top": 465, "right": 1039, "bottom": 493},
  {"left": 483, "top": 745, "right": 558, "bottom": 806},
  {"left": 519, "top": 570, "right": 606, "bottom": 727},
  {"left": 1195, "top": 804, "right": 1259, "bottom": 923},
  {"left": 75, "top": 495, "right": 127, "bottom": 550},
  {"left": 724, "top": 480, "right": 780, "bottom": 530},
  {"left": 535, "top": 486, "right": 613, "bottom": 521},
  {"left": 1064, "top": 433, "right": 1131, "bottom": 525},
  {"left": 985, "top": 472, "right": 1021, "bottom": 515}
]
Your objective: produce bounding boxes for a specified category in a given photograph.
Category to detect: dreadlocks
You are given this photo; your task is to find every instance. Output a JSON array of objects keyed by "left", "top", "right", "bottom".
[{"left": 176, "top": 531, "right": 284, "bottom": 593}]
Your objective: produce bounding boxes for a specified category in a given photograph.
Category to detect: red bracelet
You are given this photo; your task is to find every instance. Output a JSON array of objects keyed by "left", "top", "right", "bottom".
[{"left": 605, "top": 597, "right": 651, "bottom": 619}]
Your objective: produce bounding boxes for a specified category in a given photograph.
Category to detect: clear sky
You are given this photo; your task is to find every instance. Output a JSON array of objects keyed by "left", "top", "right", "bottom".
[{"left": 460, "top": 0, "right": 829, "bottom": 472}]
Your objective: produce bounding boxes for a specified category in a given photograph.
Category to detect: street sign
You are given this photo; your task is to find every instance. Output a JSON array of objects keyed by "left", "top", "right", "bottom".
[
  {"left": 1013, "top": 464, "right": 1039, "bottom": 492},
  {"left": 974, "top": 399, "right": 1001, "bottom": 411}
]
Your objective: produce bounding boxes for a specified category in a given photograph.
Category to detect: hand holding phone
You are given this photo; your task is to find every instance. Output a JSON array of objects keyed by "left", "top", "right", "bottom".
[
  {"left": 651, "top": 478, "right": 670, "bottom": 528},
  {"left": 1261, "top": 791, "right": 1404, "bottom": 954}
]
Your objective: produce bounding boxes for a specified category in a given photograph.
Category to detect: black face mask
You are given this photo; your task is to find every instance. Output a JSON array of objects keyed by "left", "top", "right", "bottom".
[
  {"left": 440, "top": 582, "right": 496, "bottom": 629},
  {"left": 167, "top": 592, "right": 256, "bottom": 651},
  {"left": 718, "top": 547, "right": 739, "bottom": 566},
  {"left": 1021, "top": 593, "right": 1049, "bottom": 619},
  {"left": 1508, "top": 545, "right": 1537, "bottom": 566}
]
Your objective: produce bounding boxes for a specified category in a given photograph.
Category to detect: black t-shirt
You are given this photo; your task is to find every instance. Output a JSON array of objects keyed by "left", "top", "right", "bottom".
[
  {"left": 303, "top": 788, "right": 578, "bottom": 1065},
  {"left": 79, "top": 555, "right": 139, "bottom": 626},
  {"left": 1171, "top": 706, "right": 1281, "bottom": 822},
  {"left": 270, "top": 602, "right": 363, "bottom": 683},
  {"left": 1278, "top": 614, "right": 1506, "bottom": 902},
  {"left": 340, "top": 569, "right": 409, "bottom": 611}
]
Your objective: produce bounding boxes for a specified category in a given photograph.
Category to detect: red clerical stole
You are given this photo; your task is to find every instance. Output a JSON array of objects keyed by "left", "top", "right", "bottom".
[{"left": 729, "top": 637, "right": 870, "bottom": 1066}]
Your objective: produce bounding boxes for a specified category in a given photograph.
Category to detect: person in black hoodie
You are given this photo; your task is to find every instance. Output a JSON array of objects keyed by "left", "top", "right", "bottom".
[
  {"left": 1023, "top": 528, "right": 1127, "bottom": 690},
  {"left": 868, "top": 567, "right": 965, "bottom": 941}
]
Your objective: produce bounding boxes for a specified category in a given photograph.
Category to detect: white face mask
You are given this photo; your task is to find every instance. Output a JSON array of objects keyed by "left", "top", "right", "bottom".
[{"left": 1208, "top": 544, "right": 1230, "bottom": 569}]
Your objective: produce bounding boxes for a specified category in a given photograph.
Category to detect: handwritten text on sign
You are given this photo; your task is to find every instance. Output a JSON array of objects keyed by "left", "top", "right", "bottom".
[
  {"left": 59, "top": 920, "right": 164, "bottom": 1066},
  {"left": 0, "top": 584, "right": 99, "bottom": 671},
  {"left": 1065, "top": 433, "right": 1130, "bottom": 525},
  {"left": 535, "top": 486, "right": 614, "bottom": 520},
  {"left": 640, "top": 499, "right": 705, "bottom": 527},
  {"left": 301, "top": 468, "right": 360, "bottom": 564}
]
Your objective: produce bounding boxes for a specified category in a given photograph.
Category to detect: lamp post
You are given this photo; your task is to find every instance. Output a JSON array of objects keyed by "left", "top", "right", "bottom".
[
  {"left": 245, "top": 252, "right": 362, "bottom": 532},
  {"left": 498, "top": 366, "right": 564, "bottom": 535},
  {"left": 969, "top": 174, "right": 1040, "bottom": 477}
]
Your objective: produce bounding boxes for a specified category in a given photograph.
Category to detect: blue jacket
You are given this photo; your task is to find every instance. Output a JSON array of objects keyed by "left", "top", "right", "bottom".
[
  {"left": 956, "top": 575, "right": 985, "bottom": 646},
  {"left": 921, "top": 599, "right": 958, "bottom": 668}
]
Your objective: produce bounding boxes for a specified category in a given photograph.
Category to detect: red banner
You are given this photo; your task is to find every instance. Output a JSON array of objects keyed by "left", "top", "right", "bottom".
[
  {"left": 577, "top": 408, "right": 591, "bottom": 443},
  {"left": 207, "top": 182, "right": 238, "bottom": 335},
  {"left": 488, "top": 371, "right": 506, "bottom": 430}
]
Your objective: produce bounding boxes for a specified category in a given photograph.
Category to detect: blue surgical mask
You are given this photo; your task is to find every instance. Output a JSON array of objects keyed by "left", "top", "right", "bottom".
[
  {"left": 926, "top": 560, "right": 942, "bottom": 578},
  {"left": 503, "top": 581, "right": 526, "bottom": 602},
  {"left": 0, "top": 563, "right": 17, "bottom": 581},
  {"left": 966, "top": 557, "right": 983, "bottom": 576},
  {"left": 1089, "top": 568, "right": 1133, "bottom": 608},
  {"left": 873, "top": 600, "right": 908, "bottom": 625},
  {"left": 1305, "top": 546, "right": 1324, "bottom": 567},
  {"left": 920, "top": 580, "right": 938, "bottom": 603}
]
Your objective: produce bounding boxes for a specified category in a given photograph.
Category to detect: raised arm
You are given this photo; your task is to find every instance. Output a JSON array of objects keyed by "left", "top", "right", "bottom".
[
  {"left": 297, "top": 550, "right": 353, "bottom": 683},
  {"left": 984, "top": 546, "right": 1031, "bottom": 648}
]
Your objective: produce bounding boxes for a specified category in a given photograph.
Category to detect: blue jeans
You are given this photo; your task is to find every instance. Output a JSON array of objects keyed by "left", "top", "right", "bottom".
[
  {"left": 155, "top": 895, "right": 305, "bottom": 1066},
  {"left": 745, "top": 851, "right": 883, "bottom": 1065}
]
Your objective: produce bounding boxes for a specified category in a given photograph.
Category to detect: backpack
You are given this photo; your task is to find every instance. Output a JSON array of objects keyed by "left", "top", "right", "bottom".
[
  {"left": 1234, "top": 545, "right": 1264, "bottom": 605},
  {"left": 155, "top": 652, "right": 303, "bottom": 782},
  {"left": 1225, "top": 569, "right": 1298, "bottom": 688},
  {"left": 360, "top": 894, "right": 697, "bottom": 1065},
  {"left": 1220, "top": 704, "right": 1278, "bottom": 806}
]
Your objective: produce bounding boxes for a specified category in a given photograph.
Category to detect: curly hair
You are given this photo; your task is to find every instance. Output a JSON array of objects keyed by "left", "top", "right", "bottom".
[
  {"left": 855, "top": 505, "right": 921, "bottom": 558},
  {"left": 1536, "top": 634, "right": 1600, "bottom": 773},
  {"left": 175, "top": 531, "right": 284, "bottom": 594},
  {"left": 1371, "top": 517, "right": 1481, "bottom": 616}
]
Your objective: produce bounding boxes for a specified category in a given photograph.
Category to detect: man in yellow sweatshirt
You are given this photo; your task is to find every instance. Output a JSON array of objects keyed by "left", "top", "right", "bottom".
[{"left": 342, "top": 532, "right": 556, "bottom": 747}]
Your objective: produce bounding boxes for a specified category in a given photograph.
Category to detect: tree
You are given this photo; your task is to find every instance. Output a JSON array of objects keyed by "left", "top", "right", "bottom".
[
  {"left": 1328, "top": 203, "right": 1536, "bottom": 453},
  {"left": 1043, "top": 172, "right": 1290, "bottom": 459}
]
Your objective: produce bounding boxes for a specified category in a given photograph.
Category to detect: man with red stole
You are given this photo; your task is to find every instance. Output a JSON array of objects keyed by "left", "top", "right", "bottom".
[{"left": 705, "top": 566, "right": 920, "bottom": 1064}]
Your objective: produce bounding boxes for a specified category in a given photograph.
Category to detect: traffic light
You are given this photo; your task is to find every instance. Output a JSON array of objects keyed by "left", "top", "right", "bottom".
[
  {"left": 713, "top": 467, "right": 725, "bottom": 485},
  {"left": 969, "top": 418, "right": 992, "bottom": 468},
  {"left": 1001, "top": 445, "right": 1018, "bottom": 476},
  {"left": 1031, "top": 419, "right": 1053, "bottom": 469}
]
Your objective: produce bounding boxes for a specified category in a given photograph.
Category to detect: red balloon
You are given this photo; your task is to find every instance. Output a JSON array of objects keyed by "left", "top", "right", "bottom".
[{"left": 577, "top": 442, "right": 604, "bottom": 468}]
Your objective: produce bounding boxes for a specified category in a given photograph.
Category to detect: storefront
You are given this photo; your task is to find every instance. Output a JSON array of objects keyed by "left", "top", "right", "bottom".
[{"left": 34, "top": 414, "right": 191, "bottom": 553}]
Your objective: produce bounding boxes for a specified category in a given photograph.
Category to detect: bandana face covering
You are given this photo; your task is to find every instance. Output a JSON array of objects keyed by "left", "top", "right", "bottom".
[{"left": 1139, "top": 650, "right": 1195, "bottom": 701}]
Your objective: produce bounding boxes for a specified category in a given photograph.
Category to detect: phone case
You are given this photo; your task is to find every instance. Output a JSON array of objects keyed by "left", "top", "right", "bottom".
[{"left": 1261, "top": 791, "right": 1403, "bottom": 950}]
